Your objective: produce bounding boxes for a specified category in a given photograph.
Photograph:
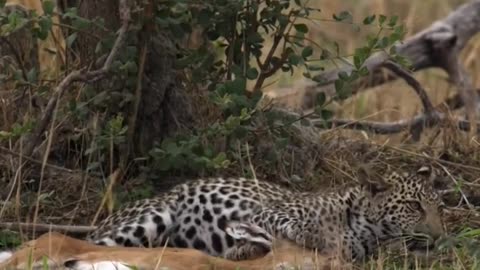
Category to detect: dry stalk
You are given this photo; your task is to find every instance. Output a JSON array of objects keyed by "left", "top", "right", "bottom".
[
  {"left": 436, "top": 164, "right": 474, "bottom": 209},
  {"left": 0, "top": 146, "right": 73, "bottom": 172},
  {"left": 0, "top": 222, "right": 95, "bottom": 234}
]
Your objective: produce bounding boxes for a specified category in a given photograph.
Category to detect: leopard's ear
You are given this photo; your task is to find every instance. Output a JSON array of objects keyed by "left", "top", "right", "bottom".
[
  {"left": 356, "top": 164, "right": 391, "bottom": 197},
  {"left": 416, "top": 165, "right": 439, "bottom": 187},
  {"left": 417, "top": 165, "right": 432, "bottom": 177}
]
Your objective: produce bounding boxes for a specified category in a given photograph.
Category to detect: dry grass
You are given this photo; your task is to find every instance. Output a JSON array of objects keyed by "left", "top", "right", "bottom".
[{"left": 264, "top": 0, "right": 480, "bottom": 144}]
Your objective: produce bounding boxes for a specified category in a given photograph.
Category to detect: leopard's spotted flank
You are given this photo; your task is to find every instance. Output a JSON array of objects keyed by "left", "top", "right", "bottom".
[{"left": 87, "top": 166, "right": 445, "bottom": 261}]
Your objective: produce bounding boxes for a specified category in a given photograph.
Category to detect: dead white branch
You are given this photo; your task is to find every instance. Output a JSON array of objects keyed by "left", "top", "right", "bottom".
[
  {"left": 314, "top": 0, "right": 480, "bottom": 96},
  {"left": 273, "top": 107, "right": 479, "bottom": 135},
  {"left": 299, "top": 0, "right": 480, "bottom": 137}
]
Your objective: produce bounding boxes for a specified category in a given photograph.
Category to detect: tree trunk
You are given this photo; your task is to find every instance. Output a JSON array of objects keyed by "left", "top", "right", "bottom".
[{"left": 70, "top": 0, "right": 194, "bottom": 158}]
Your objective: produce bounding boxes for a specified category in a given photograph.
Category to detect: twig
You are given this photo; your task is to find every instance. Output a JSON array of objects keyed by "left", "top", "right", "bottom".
[
  {"left": 90, "top": 169, "right": 121, "bottom": 227},
  {"left": 252, "top": 11, "right": 292, "bottom": 95},
  {"left": 0, "top": 146, "right": 73, "bottom": 173},
  {"left": 21, "top": 0, "right": 131, "bottom": 158},
  {"left": 382, "top": 61, "right": 435, "bottom": 114},
  {"left": 123, "top": 43, "right": 147, "bottom": 165},
  {"left": 0, "top": 222, "right": 96, "bottom": 234},
  {"left": 436, "top": 164, "right": 474, "bottom": 209},
  {"left": 122, "top": 0, "right": 151, "bottom": 168},
  {"left": 381, "top": 61, "right": 440, "bottom": 140},
  {"left": 319, "top": 112, "right": 478, "bottom": 134},
  {"left": 386, "top": 145, "right": 480, "bottom": 173},
  {"left": 272, "top": 107, "right": 479, "bottom": 135}
]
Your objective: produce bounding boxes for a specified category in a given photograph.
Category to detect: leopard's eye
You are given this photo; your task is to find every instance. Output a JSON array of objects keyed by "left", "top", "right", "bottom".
[{"left": 407, "top": 201, "right": 423, "bottom": 211}]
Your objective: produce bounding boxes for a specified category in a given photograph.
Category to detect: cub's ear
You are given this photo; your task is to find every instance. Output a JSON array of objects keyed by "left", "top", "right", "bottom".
[
  {"left": 417, "top": 165, "right": 432, "bottom": 177},
  {"left": 356, "top": 165, "right": 390, "bottom": 197},
  {"left": 416, "top": 165, "right": 437, "bottom": 184}
]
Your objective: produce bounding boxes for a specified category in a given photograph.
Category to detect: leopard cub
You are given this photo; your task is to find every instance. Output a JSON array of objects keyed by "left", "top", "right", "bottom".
[{"left": 87, "top": 166, "right": 444, "bottom": 261}]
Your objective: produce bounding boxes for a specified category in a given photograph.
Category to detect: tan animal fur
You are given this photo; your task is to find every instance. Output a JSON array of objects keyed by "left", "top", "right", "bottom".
[{"left": 0, "top": 232, "right": 352, "bottom": 270}]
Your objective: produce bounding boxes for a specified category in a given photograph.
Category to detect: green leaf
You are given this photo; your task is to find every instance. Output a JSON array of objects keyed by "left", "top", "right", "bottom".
[
  {"left": 288, "top": 54, "right": 302, "bottom": 65},
  {"left": 294, "top": 23, "right": 309, "bottom": 33},
  {"left": 316, "top": 92, "right": 326, "bottom": 107},
  {"left": 378, "top": 15, "right": 387, "bottom": 25},
  {"left": 120, "top": 61, "right": 138, "bottom": 74},
  {"left": 35, "top": 16, "right": 53, "bottom": 40},
  {"left": 307, "top": 65, "right": 323, "bottom": 71},
  {"left": 332, "top": 11, "right": 352, "bottom": 22},
  {"left": 388, "top": 16, "right": 399, "bottom": 27},
  {"left": 26, "top": 68, "right": 37, "bottom": 83},
  {"left": 334, "top": 79, "right": 344, "bottom": 93},
  {"left": 300, "top": 119, "right": 311, "bottom": 127},
  {"left": 95, "top": 41, "right": 103, "bottom": 54},
  {"left": 247, "top": 32, "right": 264, "bottom": 44},
  {"left": 320, "top": 49, "right": 331, "bottom": 60},
  {"left": 66, "top": 32, "right": 77, "bottom": 48},
  {"left": 363, "top": 15, "right": 376, "bottom": 25},
  {"left": 246, "top": 67, "right": 258, "bottom": 80},
  {"left": 164, "top": 141, "right": 180, "bottom": 156},
  {"left": 389, "top": 46, "right": 397, "bottom": 55},
  {"left": 42, "top": 0, "right": 55, "bottom": 15},
  {"left": 311, "top": 74, "right": 326, "bottom": 83},
  {"left": 338, "top": 71, "right": 349, "bottom": 81},
  {"left": 198, "top": 8, "right": 212, "bottom": 26},
  {"left": 301, "top": 46, "right": 313, "bottom": 58},
  {"left": 336, "top": 82, "right": 352, "bottom": 99},
  {"left": 225, "top": 78, "right": 246, "bottom": 95},
  {"left": 353, "top": 55, "right": 362, "bottom": 69},
  {"left": 358, "top": 67, "right": 369, "bottom": 76},
  {"left": 375, "top": 37, "right": 389, "bottom": 49},
  {"left": 72, "top": 17, "right": 90, "bottom": 30},
  {"left": 320, "top": 109, "right": 334, "bottom": 120}
]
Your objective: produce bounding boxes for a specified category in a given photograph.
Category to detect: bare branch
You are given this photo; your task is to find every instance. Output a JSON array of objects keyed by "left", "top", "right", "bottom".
[
  {"left": 252, "top": 12, "right": 292, "bottom": 95},
  {"left": 103, "top": 0, "right": 130, "bottom": 69},
  {"left": 272, "top": 107, "right": 479, "bottom": 136},
  {"left": 382, "top": 61, "right": 435, "bottom": 115},
  {"left": 319, "top": 112, "right": 478, "bottom": 134},
  {"left": 0, "top": 146, "right": 74, "bottom": 173},
  {"left": 309, "top": 0, "right": 480, "bottom": 104},
  {"left": 21, "top": 0, "right": 131, "bottom": 157}
]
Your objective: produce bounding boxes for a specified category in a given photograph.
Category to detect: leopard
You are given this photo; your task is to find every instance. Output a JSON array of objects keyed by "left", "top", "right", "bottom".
[{"left": 86, "top": 165, "right": 445, "bottom": 262}]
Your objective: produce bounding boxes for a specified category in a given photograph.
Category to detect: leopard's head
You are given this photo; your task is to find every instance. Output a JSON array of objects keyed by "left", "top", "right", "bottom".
[{"left": 364, "top": 166, "right": 445, "bottom": 251}]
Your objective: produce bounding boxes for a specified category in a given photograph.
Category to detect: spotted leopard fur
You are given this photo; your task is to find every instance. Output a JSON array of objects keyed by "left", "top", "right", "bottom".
[{"left": 87, "top": 166, "right": 445, "bottom": 261}]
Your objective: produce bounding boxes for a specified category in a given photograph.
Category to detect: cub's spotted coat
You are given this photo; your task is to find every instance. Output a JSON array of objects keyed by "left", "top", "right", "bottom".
[{"left": 87, "top": 167, "right": 444, "bottom": 261}]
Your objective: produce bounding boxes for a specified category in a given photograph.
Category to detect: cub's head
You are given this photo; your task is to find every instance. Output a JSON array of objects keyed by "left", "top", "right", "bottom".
[{"left": 363, "top": 165, "right": 445, "bottom": 250}]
